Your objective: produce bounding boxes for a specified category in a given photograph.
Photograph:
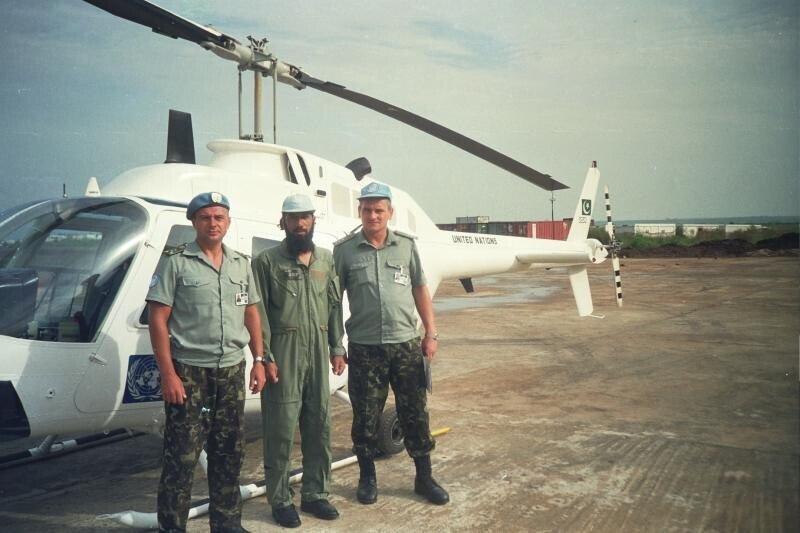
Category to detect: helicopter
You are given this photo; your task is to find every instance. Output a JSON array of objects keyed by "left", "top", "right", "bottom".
[{"left": 0, "top": 0, "right": 622, "bottom": 466}]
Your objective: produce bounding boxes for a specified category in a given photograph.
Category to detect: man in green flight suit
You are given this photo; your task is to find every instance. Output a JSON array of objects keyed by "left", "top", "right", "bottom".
[
  {"left": 334, "top": 182, "right": 449, "bottom": 506},
  {"left": 147, "top": 192, "right": 266, "bottom": 533},
  {"left": 251, "top": 193, "right": 346, "bottom": 528}
]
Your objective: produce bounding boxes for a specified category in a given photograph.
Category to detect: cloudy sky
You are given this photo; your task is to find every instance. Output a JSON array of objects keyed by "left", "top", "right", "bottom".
[{"left": 0, "top": 0, "right": 797, "bottom": 222}]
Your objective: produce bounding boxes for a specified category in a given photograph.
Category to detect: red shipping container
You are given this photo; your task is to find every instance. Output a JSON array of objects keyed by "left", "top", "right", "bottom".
[{"left": 533, "top": 220, "right": 571, "bottom": 240}]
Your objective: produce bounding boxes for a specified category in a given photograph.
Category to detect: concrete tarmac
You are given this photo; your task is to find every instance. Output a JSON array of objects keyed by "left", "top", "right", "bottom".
[{"left": 0, "top": 257, "right": 797, "bottom": 532}]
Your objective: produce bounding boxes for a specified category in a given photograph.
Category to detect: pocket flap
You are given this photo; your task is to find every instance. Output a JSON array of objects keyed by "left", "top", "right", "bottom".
[{"left": 181, "top": 277, "right": 209, "bottom": 287}]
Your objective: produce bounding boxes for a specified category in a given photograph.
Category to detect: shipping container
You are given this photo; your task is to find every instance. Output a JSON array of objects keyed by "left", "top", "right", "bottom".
[
  {"left": 533, "top": 220, "right": 571, "bottom": 240},
  {"left": 487, "top": 221, "right": 535, "bottom": 238}
]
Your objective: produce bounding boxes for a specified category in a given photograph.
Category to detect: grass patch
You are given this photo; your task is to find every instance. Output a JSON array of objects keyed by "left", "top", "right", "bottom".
[{"left": 588, "top": 224, "right": 798, "bottom": 250}]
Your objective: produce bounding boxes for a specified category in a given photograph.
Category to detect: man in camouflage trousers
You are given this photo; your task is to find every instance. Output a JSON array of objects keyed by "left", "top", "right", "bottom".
[
  {"left": 251, "top": 194, "right": 346, "bottom": 528},
  {"left": 334, "top": 182, "right": 449, "bottom": 506},
  {"left": 147, "top": 192, "right": 267, "bottom": 533}
]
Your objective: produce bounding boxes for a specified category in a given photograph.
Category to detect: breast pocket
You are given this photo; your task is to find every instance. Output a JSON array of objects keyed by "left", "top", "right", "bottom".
[
  {"left": 348, "top": 262, "right": 372, "bottom": 286},
  {"left": 178, "top": 276, "right": 215, "bottom": 310},
  {"left": 270, "top": 273, "right": 298, "bottom": 308}
]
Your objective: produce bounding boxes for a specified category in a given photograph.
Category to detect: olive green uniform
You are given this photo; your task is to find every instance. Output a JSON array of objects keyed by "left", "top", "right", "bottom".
[
  {"left": 146, "top": 241, "right": 260, "bottom": 532},
  {"left": 251, "top": 242, "right": 345, "bottom": 509},
  {"left": 333, "top": 229, "right": 435, "bottom": 459}
]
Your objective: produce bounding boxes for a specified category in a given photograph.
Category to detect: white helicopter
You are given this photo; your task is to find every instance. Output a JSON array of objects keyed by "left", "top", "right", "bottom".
[{"left": 0, "top": 0, "right": 622, "bottom": 471}]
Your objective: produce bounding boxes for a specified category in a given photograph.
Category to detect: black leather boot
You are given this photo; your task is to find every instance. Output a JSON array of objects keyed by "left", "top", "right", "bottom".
[
  {"left": 413, "top": 455, "right": 449, "bottom": 505},
  {"left": 356, "top": 455, "right": 378, "bottom": 504}
]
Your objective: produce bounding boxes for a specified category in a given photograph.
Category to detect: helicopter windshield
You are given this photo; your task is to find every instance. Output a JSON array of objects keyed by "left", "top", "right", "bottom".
[{"left": 0, "top": 198, "right": 147, "bottom": 342}]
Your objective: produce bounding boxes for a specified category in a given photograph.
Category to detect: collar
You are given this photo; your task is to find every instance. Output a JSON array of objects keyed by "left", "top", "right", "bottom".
[
  {"left": 358, "top": 228, "right": 398, "bottom": 249},
  {"left": 183, "top": 241, "right": 237, "bottom": 262}
]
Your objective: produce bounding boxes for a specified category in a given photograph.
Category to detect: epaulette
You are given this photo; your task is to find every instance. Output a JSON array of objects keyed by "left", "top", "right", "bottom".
[
  {"left": 393, "top": 229, "right": 418, "bottom": 240},
  {"left": 334, "top": 226, "right": 362, "bottom": 246},
  {"left": 230, "top": 248, "right": 251, "bottom": 260},
  {"left": 163, "top": 243, "right": 188, "bottom": 256}
]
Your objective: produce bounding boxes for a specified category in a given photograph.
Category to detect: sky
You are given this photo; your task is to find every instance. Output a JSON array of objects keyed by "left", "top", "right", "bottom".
[{"left": 0, "top": 0, "right": 797, "bottom": 223}]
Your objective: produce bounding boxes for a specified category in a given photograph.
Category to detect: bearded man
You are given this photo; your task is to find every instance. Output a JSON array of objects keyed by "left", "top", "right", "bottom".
[{"left": 251, "top": 194, "right": 346, "bottom": 528}]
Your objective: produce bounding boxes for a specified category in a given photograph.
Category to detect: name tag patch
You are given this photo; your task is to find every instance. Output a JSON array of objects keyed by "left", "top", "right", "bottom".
[
  {"left": 393, "top": 265, "right": 410, "bottom": 286},
  {"left": 284, "top": 268, "right": 302, "bottom": 280},
  {"left": 235, "top": 292, "right": 249, "bottom": 305}
]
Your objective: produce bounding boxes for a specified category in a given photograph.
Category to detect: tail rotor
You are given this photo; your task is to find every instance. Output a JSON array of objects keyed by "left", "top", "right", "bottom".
[{"left": 604, "top": 186, "right": 623, "bottom": 307}]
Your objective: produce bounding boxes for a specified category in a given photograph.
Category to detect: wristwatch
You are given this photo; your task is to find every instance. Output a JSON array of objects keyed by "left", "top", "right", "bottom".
[
  {"left": 254, "top": 356, "right": 265, "bottom": 364},
  {"left": 425, "top": 332, "right": 439, "bottom": 341}
]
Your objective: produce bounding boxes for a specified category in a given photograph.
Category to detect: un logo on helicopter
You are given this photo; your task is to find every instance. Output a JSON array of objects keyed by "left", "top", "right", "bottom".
[{"left": 122, "top": 354, "right": 162, "bottom": 403}]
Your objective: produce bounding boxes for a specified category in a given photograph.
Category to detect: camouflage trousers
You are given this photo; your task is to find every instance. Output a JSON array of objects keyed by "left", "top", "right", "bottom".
[
  {"left": 348, "top": 339, "right": 435, "bottom": 459},
  {"left": 158, "top": 360, "right": 246, "bottom": 533}
]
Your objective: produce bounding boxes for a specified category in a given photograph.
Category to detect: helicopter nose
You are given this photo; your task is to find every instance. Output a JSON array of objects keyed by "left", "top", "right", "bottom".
[{"left": 0, "top": 381, "right": 30, "bottom": 441}]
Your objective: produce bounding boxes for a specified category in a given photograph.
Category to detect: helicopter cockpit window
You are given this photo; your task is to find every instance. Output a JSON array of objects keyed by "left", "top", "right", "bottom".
[
  {"left": 138, "top": 224, "right": 194, "bottom": 325},
  {"left": 0, "top": 198, "right": 147, "bottom": 342}
]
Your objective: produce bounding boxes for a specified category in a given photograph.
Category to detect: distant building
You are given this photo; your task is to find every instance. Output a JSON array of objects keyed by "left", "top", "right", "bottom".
[
  {"left": 682, "top": 224, "right": 721, "bottom": 237},
  {"left": 724, "top": 224, "right": 764, "bottom": 235},
  {"left": 634, "top": 223, "right": 676, "bottom": 237}
]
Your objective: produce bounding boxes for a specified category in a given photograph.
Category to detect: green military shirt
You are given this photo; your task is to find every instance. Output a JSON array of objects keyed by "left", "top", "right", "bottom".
[
  {"left": 251, "top": 242, "right": 345, "bottom": 401},
  {"left": 146, "top": 241, "right": 260, "bottom": 368},
  {"left": 333, "top": 228, "right": 426, "bottom": 345}
]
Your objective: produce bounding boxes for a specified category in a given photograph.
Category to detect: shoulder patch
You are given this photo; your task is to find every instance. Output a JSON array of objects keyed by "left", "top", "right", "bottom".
[
  {"left": 162, "top": 243, "right": 187, "bottom": 256},
  {"left": 393, "top": 230, "right": 418, "bottom": 240}
]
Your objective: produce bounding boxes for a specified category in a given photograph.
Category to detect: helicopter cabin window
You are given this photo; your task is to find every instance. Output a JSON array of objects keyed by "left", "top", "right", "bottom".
[
  {"left": 138, "top": 224, "right": 196, "bottom": 325},
  {"left": 0, "top": 198, "right": 147, "bottom": 342}
]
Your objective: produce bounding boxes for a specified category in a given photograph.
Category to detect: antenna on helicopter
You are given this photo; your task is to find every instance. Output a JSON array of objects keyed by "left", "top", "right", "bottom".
[{"left": 85, "top": 177, "right": 101, "bottom": 196}]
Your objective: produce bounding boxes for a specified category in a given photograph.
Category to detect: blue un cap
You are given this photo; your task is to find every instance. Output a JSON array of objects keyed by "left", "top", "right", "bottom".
[
  {"left": 358, "top": 182, "right": 392, "bottom": 200},
  {"left": 186, "top": 191, "right": 230, "bottom": 219},
  {"left": 281, "top": 194, "right": 315, "bottom": 213}
]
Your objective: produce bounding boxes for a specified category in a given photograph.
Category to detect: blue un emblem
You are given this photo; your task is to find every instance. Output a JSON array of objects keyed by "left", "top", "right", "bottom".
[{"left": 122, "top": 354, "right": 162, "bottom": 403}]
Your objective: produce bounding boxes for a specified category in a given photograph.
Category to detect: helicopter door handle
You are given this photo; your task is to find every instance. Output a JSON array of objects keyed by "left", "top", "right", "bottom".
[{"left": 89, "top": 352, "right": 108, "bottom": 365}]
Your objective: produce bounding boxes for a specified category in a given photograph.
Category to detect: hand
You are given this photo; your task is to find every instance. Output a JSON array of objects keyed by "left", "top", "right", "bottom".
[
  {"left": 421, "top": 336, "right": 438, "bottom": 362},
  {"left": 264, "top": 362, "right": 279, "bottom": 384},
  {"left": 161, "top": 373, "right": 187, "bottom": 405},
  {"left": 331, "top": 355, "right": 346, "bottom": 375},
  {"left": 249, "top": 363, "right": 266, "bottom": 394}
]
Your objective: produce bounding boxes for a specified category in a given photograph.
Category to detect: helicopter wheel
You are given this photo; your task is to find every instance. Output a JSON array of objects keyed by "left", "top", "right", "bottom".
[{"left": 377, "top": 406, "right": 404, "bottom": 455}]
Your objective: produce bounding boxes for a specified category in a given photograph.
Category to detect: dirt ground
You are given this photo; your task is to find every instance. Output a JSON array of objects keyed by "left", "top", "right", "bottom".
[{"left": 0, "top": 257, "right": 798, "bottom": 532}]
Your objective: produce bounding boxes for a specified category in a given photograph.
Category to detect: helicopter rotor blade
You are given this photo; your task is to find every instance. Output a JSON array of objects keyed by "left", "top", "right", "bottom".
[
  {"left": 82, "top": 0, "right": 237, "bottom": 47},
  {"left": 293, "top": 72, "right": 568, "bottom": 191},
  {"left": 82, "top": 0, "right": 567, "bottom": 191}
]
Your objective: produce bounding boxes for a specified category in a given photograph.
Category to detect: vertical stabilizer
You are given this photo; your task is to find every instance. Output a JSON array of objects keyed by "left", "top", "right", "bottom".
[
  {"left": 567, "top": 266, "right": 593, "bottom": 316},
  {"left": 567, "top": 161, "right": 601, "bottom": 242}
]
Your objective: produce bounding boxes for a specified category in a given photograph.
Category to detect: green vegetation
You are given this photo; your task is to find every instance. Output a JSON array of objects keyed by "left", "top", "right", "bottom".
[{"left": 588, "top": 224, "right": 798, "bottom": 250}]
